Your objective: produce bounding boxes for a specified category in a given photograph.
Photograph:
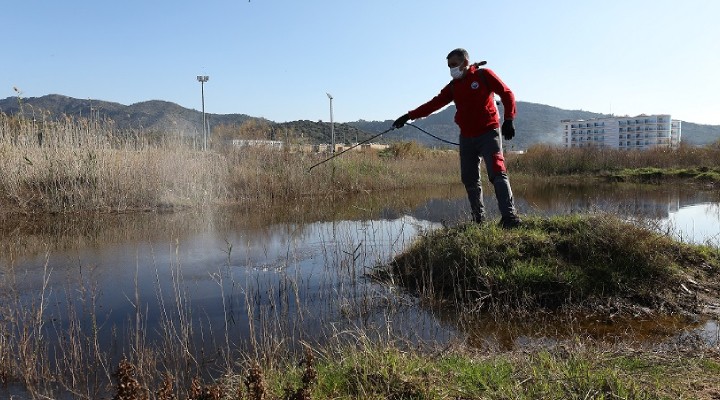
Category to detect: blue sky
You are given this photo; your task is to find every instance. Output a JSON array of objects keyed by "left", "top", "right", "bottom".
[{"left": 4, "top": 0, "right": 720, "bottom": 125}]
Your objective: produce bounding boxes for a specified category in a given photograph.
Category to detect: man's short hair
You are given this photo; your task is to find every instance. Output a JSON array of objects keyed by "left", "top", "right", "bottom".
[{"left": 447, "top": 48, "right": 469, "bottom": 60}]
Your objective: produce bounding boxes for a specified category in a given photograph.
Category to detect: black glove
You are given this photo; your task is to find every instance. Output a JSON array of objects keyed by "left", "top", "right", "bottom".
[
  {"left": 393, "top": 113, "right": 410, "bottom": 129},
  {"left": 501, "top": 120, "right": 515, "bottom": 140}
]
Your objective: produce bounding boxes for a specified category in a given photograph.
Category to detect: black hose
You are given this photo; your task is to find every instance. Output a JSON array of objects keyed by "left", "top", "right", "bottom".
[
  {"left": 406, "top": 123, "right": 459, "bottom": 146},
  {"left": 307, "top": 123, "right": 459, "bottom": 172}
]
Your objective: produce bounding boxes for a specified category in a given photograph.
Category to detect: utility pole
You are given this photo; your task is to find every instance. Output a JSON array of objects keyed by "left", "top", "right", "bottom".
[
  {"left": 197, "top": 75, "right": 209, "bottom": 150},
  {"left": 326, "top": 93, "right": 334, "bottom": 153}
]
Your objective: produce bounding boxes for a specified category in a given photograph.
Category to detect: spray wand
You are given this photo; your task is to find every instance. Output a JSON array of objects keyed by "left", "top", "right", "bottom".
[
  {"left": 307, "top": 126, "right": 396, "bottom": 172},
  {"left": 307, "top": 122, "right": 464, "bottom": 172}
]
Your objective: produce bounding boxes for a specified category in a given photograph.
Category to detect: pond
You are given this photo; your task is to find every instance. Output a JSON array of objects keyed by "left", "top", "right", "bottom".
[{"left": 1, "top": 182, "right": 718, "bottom": 383}]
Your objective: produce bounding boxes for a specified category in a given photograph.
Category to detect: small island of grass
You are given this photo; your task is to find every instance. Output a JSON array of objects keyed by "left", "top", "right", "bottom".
[{"left": 378, "top": 214, "right": 720, "bottom": 316}]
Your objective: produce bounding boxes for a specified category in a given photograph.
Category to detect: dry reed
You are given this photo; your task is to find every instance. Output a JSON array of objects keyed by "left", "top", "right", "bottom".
[
  {"left": 513, "top": 143, "right": 720, "bottom": 175},
  {"left": 0, "top": 113, "right": 227, "bottom": 213},
  {"left": 0, "top": 113, "right": 459, "bottom": 214}
]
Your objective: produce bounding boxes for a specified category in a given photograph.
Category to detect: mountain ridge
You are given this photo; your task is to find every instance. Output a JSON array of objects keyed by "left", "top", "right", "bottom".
[{"left": 1, "top": 95, "right": 718, "bottom": 148}]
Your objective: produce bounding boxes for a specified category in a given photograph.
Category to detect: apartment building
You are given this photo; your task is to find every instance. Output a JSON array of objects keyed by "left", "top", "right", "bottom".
[{"left": 562, "top": 114, "right": 681, "bottom": 150}]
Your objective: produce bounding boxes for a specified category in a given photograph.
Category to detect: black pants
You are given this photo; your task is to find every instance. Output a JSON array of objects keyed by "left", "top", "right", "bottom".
[{"left": 459, "top": 129, "right": 518, "bottom": 221}]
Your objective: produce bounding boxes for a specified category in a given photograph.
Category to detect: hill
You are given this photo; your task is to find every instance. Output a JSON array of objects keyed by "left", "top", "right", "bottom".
[
  {"left": 350, "top": 102, "right": 611, "bottom": 150},
  {"left": 0, "top": 95, "right": 378, "bottom": 144},
  {"left": 678, "top": 122, "right": 720, "bottom": 146},
  {"left": 351, "top": 102, "right": 720, "bottom": 149},
  {"left": 275, "top": 120, "right": 381, "bottom": 144},
  {"left": 1, "top": 95, "right": 718, "bottom": 148},
  {"left": 0, "top": 94, "right": 256, "bottom": 136}
]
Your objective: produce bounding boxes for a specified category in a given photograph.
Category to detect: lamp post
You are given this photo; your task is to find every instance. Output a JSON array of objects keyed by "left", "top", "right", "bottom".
[
  {"left": 326, "top": 93, "right": 334, "bottom": 153},
  {"left": 197, "top": 75, "right": 209, "bottom": 150}
]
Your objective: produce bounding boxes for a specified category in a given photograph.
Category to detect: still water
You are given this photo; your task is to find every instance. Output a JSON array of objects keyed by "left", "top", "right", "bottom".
[{"left": 1, "top": 182, "right": 719, "bottom": 364}]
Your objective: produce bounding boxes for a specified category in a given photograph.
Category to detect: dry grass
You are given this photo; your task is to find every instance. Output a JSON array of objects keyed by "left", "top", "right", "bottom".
[
  {"left": 4, "top": 112, "right": 719, "bottom": 214},
  {"left": 220, "top": 140, "right": 458, "bottom": 202},
  {"left": 0, "top": 114, "right": 459, "bottom": 214},
  {"left": 512, "top": 142, "right": 720, "bottom": 176},
  {"left": 0, "top": 113, "right": 228, "bottom": 213}
]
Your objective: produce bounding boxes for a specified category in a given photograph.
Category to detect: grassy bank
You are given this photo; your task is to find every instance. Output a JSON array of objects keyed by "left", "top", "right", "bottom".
[
  {"left": 104, "top": 340, "right": 720, "bottom": 399},
  {"left": 603, "top": 166, "right": 720, "bottom": 184},
  {"left": 381, "top": 214, "right": 720, "bottom": 313}
]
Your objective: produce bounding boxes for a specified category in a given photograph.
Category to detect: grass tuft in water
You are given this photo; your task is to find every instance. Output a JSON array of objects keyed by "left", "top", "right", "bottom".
[{"left": 381, "top": 214, "right": 720, "bottom": 311}]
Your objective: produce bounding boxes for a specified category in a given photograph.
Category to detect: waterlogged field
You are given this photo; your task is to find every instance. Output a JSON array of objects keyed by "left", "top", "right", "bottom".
[
  {"left": 2, "top": 116, "right": 720, "bottom": 398},
  {"left": 1, "top": 182, "right": 719, "bottom": 398}
]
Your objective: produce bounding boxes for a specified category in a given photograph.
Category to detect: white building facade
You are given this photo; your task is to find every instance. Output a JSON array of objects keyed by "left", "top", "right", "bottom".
[{"left": 562, "top": 114, "right": 681, "bottom": 150}]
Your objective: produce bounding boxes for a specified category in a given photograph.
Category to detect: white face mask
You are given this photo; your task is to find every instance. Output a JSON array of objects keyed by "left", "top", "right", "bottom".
[{"left": 450, "top": 65, "right": 465, "bottom": 80}]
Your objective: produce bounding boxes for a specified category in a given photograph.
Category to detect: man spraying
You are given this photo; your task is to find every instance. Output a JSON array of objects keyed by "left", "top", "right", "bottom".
[{"left": 393, "top": 48, "right": 522, "bottom": 228}]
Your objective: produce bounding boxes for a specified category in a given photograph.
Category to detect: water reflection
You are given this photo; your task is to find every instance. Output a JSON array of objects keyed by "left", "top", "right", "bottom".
[
  {"left": 0, "top": 182, "right": 718, "bottom": 363},
  {"left": 665, "top": 203, "right": 720, "bottom": 244},
  {"left": 440, "top": 307, "right": 707, "bottom": 351}
]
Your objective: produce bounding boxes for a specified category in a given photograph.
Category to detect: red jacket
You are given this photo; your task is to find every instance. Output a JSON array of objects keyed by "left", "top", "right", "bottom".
[{"left": 407, "top": 66, "right": 516, "bottom": 137}]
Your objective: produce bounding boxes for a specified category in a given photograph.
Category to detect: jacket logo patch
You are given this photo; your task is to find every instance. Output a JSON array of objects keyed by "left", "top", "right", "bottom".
[{"left": 471, "top": 81, "right": 480, "bottom": 90}]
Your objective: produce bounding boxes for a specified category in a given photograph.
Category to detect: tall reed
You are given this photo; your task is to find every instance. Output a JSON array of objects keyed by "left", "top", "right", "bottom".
[
  {"left": 221, "top": 143, "right": 458, "bottom": 203},
  {"left": 1, "top": 114, "right": 460, "bottom": 213},
  {"left": 512, "top": 143, "right": 720, "bottom": 176},
  {"left": 0, "top": 113, "right": 227, "bottom": 213}
]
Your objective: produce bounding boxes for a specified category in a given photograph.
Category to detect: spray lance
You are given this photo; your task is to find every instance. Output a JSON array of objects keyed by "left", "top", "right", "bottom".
[
  {"left": 307, "top": 126, "right": 396, "bottom": 172},
  {"left": 306, "top": 123, "right": 459, "bottom": 172},
  {"left": 307, "top": 61, "right": 488, "bottom": 172}
]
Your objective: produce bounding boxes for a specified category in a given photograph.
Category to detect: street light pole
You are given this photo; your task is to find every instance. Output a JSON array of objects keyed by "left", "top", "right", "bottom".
[
  {"left": 326, "top": 93, "right": 334, "bottom": 153},
  {"left": 197, "top": 75, "right": 209, "bottom": 150}
]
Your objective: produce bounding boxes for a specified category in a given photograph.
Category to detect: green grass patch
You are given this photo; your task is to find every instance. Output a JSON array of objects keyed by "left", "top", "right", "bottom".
[
  {"left": 699, "top": 358, "right": 720, "bottom": 374},
  {"left": 380, "top": 214, "right": 720, "bottom": 311},
  {"left": 606, "top": 167, "right": 720, "bottom": 183},
  {"left": 212, "top": 343, "right": 720, "bottom": 399}
]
